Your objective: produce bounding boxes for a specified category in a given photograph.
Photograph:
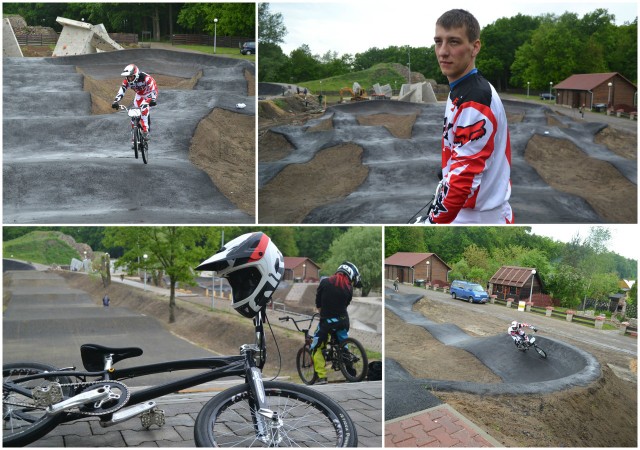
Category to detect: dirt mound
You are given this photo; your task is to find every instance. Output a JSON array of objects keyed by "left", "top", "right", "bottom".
[
  {"left": 595, "top": 125, "right": 637, "bottom": 159},
  {"left": 437, "top": 365, "right": 636, "bottom": 447},
  {"left": 258, "top": 130, "right": 294, "bottom": 162},
  {"left": 356, "top": 112, "right": 418, "bottom": 139},
  {"left": 525, "top": 134, "right": 636, "bottom": 222},
  {"left": 258, "top": 143, "right": 369, "bottom": 223}
]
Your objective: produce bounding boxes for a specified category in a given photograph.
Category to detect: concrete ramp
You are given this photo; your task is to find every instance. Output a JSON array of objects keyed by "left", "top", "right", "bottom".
[
  {"left": 399, "top": 82, "right": 437, "bottom": 103},
  {"left": 3, "top": 18, "right": 23, "bottom": 57},
  {"left": 53, "top": 17, "right": 123, "bottom": 57}
]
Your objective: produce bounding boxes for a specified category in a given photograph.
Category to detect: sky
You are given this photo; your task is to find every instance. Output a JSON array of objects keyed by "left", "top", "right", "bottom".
[
  {"left": 267, "top": 1, "right": 639, "bottom": 57},
  {"left": 528, "top": 225, "right": 638, "bottom": 261}
]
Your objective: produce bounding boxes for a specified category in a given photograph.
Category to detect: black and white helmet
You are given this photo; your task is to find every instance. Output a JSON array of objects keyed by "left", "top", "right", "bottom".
[
  {"left": 196, "top": 232, "right": 284, "bottom": 318},
  {"left": 121, "top": 64, "right": 140, "bottom": 83},
  {"left": 336, "top": 261, "right": 362, "bottom": 288}
]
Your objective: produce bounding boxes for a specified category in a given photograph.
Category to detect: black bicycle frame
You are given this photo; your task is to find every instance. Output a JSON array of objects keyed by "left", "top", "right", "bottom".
[{"left": 5, "top": 310, "right": 271, "bottom": 423}]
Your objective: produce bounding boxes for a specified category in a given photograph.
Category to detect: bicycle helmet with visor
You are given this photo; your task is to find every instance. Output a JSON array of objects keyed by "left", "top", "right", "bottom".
[
  {"left": 121, "top": 64, "right": 140, "bottom": 83},
  {"left": 196, "top": 232, "right": 284, "bottom": 318},
  {"left": 336, "top": 261, "right": 362, "bottom": 288}
]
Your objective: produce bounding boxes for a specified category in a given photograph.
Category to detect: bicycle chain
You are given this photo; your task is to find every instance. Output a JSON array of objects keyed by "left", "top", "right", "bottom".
[{"left": 5, "top": 380, "right": 130, "bottom": 417}]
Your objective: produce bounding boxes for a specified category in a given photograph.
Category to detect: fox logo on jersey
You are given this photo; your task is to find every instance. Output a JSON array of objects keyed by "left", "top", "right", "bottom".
[{"left": 453, "top": 119, "right": 486, "bottom": 147}]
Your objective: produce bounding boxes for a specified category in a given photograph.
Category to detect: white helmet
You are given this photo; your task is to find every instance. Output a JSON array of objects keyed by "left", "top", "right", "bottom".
[
  {"left": 196, "top": 232, "right": 284, "bottom": 318},
  {"left": 511, "top": 320, "right": 519, "bottom": 329},
  {"left": 121, "top": 64, "right": 140, "bottom": 83},
  {"left": 336, "top": 261, "right": 362, "bottom": 288}
]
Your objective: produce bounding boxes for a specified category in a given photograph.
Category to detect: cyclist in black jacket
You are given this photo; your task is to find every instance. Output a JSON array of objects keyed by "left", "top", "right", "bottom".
[{"left": 309, "top": 261, "right": 362, "bottom": 385}]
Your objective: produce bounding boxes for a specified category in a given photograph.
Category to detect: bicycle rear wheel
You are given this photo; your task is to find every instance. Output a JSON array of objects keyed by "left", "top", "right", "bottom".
[
  {"left": 296, "top": 346, "right": 317, "bottom": 385},
  {"left": 338, "top": 338, "right": 368, "bottom": 382},
  {"left": 3, "top": 362, "right": 72, "bottom": 447},
  {"left": 194, "top": 381, "right": 357, "bottom": 447}
]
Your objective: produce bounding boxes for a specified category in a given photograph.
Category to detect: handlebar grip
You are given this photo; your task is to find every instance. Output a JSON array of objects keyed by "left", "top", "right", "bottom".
[{"left": 279, "top": 316, "right": 290, "bottom": 321}]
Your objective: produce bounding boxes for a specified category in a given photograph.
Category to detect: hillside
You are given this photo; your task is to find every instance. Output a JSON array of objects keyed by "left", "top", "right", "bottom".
[{"left": 2, "top": 231, "right": 91, "bottom": 265}]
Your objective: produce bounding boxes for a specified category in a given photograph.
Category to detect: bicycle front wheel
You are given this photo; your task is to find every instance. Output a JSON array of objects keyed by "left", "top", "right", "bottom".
[
  {"left": 141, "top": 138, "right": 148, "bottom": 164},
  {"left": 339, "top": 338, "right": 368, "bottom": 382},
  {"left": 3, "top": 362, "right": 72, "bottom": 447},
  {"left": 133, "top": 128, "right": 139, "bottom": 159},
  {"left": 194, "top": 380, "right": 357, "bottom": 447},
  {"left": 534, "top": 345, "right": 547, "bottom": 359},
  {"left": 296, "top": 346, "right": 317, "bottom": 385}
]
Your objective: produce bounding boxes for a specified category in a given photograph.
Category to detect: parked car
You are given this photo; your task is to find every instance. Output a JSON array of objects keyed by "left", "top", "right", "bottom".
[
  {"left": 450, "top": 280, "right": 489, "bottom": 303},
  {"left": 240, "top": 41, "right": 255, "bottom": 55},
  {"left": 539, "top": 93, "right": 555, "bottom": 100}
]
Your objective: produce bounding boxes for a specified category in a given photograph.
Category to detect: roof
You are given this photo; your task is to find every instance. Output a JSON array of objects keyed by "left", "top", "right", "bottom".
[
  {"left": 489, "top": 266, "right": 538, "bottom": 288},
  {"left": 384, "top": 252, "right": 451, "bottom": 270},
  {"left": 283, "top": 256, "right": 320, "bottom": 270},
  {"left": 554, "top": 72, "right": 637, "bottom": 91}
]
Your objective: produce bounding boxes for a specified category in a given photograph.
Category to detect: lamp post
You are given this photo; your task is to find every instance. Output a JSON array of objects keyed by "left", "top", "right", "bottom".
[
  {"left": 406, "top": 46, "right": 411, "bottom": 84},
  {"left": 213, "top": 18, "right": 218, "bottom": 54},
  {"left": 527, "top": 81, "right": 530, "bottom": 98},
  {"left": 143, "top": 254, "right": 148, "bottom": 291},
  {"left": 426, "top": 260, "right": 431, "bottom": 284},
  {"left": 528, "top": 269, "right": 536, "bottom": 304},
  {"left": 607, "top": 82, "right": 613, "bottom": 108},
  {"left": 549, "top": 82, "right": 553, "bottom": 101},
  {"left": 303, "top": 263, "right": 306, "bottom": 282}
]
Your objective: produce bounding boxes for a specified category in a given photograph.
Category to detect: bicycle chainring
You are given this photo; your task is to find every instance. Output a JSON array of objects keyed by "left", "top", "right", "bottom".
[{"left": 77, "top": 381, "right": 130, "bottom": 416}]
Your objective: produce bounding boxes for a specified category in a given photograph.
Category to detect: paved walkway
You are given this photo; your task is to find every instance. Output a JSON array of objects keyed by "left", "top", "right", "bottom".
[
  {"left": 386, "top": 404, "right": 502, "bottom": 447},
  {"left": 29, "top": 381, "right": 382, "bottom": 447}
]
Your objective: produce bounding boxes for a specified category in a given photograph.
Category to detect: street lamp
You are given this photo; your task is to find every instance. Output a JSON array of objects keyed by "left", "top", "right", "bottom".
[
  {"left": 407, "top": 46, "right": 411, "bottom": 84},
  {"left": 549, "top": 82, "right": 553, "bottom": 101},
  {"left": 303, "top": 263, "right": 306, "bottom": 281},
  {"left": 143, "top": 254, "right": 148, "bottom": 291},
  {"left": 528, "top": 269, "right": 537, "bottom": 304},
  {"left": 527, "top": 81, "right": 530, "bottom": 98},
  {"left": 426, "top": 260, "right": 431, "bottom": 283},
  {"left": 213, "top": 18, "right": 218, "bottom": 54},
  {"left": 607, "top": 82, "right": 613, "bottom": 108}
]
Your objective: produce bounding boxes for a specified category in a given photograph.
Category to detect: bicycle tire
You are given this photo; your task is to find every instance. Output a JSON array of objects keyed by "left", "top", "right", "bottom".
[
  {"left": 193, "top": 380, "right": 357, "bottom": 447},
  {"left": 133, "top": 127, "right": 139, "bottom": 159},
  {"left": 295, "top": 346, "right": 317, "bottom": 385},
  {"left": 338, "top": 338, "right": 368, "bottom": 383},
  {"left": 141, "top": 138, "right": 148, "bottom": 164},
  {"left": 3, "top": 362, "right": 73, "bottom": 447},
  {"left": 534, "top": 345, "right": 547, "bottom": 359}
]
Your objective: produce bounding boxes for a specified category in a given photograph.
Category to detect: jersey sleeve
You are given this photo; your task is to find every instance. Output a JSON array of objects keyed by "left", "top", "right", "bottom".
[
  {"left": 429, "top": 101, "right": 497, "bottom": 223},
  {"left": 114, "top": 80, "right": 128, "bottom": 102}
]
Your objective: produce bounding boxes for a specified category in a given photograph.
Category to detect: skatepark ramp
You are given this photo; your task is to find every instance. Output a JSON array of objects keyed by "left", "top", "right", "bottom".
[{"left": 53, "top": 17, "right": 123, "bottom": 56}]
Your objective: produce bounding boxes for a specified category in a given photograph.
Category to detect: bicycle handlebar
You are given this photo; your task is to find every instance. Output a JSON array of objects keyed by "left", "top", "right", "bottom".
[{"left": 278, "top": 313, "right": 319, "bottom": 333}]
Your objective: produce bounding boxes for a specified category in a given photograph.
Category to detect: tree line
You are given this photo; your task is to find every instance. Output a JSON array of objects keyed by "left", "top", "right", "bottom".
[
  {"left": 259, "top": 5, "right": 636, "bottom": 91},
  {"left": 3, "top": 3, "right": 255, "bottom": 41},
  {"left": 386, "top": 226, "right": 637, "bottom": 314},
  {"left": 3, "top": 226, "right": 382, "bottom": 323}
]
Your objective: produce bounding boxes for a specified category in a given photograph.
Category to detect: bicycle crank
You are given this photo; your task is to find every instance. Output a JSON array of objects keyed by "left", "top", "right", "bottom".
[{"left": 77, "top": 381, "right": 130, "bottom": 416}]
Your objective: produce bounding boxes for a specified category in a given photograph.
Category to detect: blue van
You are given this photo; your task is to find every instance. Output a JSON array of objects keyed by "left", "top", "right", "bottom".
[{"left": 450, "top": 280, "right": 488, "bottom": 304}]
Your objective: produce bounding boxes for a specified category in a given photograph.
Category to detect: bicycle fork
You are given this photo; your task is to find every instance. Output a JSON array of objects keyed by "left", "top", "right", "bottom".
[{"left": 242, "top": 345, "right": 283, "bottom": 445}]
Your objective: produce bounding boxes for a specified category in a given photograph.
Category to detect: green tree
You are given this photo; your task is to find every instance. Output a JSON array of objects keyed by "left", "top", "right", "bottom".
[
  {"left": 258, "top": 3, "right": 287, "bottom": 45},
  {"left": 322, "top": 227, "right": 382, "bottom": 297},
  {"left": 103, "top": 227, "right": 211, "bottom": 323},
  {"left": 546, "top": 264, "right": 585, "bottom": 308},
  {"left": 288, "top": 44, "right": 322, "bottom": 82},
  {"left": 178, "top": 3, "right": 254, "bottom": 37}
]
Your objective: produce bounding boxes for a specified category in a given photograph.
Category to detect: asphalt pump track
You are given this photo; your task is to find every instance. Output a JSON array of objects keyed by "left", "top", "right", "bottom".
[
  {"left": 3, "top": 49, "right": 254, "bottom": 224},
  {"left": 384, "top": 291, "right": 601, "bottom": 418},
  {"left": 259, "top": 99, "right": 636, "bottom": 223},
  {"left": 3, "top": 268, "right": 221, "bottom": 387}
]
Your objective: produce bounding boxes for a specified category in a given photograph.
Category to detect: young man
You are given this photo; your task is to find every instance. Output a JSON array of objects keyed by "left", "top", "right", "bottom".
[
  {"left": 112, "top": 64, "right": 158, "bottom": 141},
  {"left": 428, "top": 9, "right": 513, "bottom": 224}
]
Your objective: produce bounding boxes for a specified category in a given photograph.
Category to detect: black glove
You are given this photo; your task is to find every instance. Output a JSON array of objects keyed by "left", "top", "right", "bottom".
[
  {"left": 112, "top": 101, "right": 119, "bottom": 109},
  {"left": 532, "top": 327, "right": 538, "bottom": 332},
  {"left": 149, "top": 100, "right": 157, "bottom": 107}
]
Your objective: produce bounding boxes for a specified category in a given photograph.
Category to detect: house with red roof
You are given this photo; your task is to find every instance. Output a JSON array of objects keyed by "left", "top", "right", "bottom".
[
  {"left": 384, "top": 252, "right": 451, "bottom": 286},
  {"left": 283, "top": 256, "right": 321, "bottom": 282},
  {"left": 553, "top": 72, "right": 637, "bottom": 112}
]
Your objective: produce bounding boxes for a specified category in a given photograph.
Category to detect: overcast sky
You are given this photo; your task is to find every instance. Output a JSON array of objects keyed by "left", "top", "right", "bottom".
[
  {"left": 268, "top": 1, "right": 638, "bottom": 56},
  {"left": 528, "top": 225, "right": 638, "bottom": 261}
]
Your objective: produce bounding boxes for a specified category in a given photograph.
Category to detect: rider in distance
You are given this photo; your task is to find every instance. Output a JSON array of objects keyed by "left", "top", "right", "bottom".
[{"left": 112, "top": 64, "right": 158, "bottom": 142}]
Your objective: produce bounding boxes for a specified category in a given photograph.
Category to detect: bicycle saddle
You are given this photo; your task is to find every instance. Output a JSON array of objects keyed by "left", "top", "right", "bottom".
[{"left": 80, "top": 343, "right": 143, "bottom": 372}]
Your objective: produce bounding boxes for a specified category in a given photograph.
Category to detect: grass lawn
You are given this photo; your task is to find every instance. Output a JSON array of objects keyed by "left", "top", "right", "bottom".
[{"left": 170, "top": 43, "right": 254, "bottom": 62}]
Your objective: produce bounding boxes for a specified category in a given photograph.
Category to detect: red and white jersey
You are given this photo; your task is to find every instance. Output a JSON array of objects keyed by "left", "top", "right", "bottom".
[
  {"left": 114, "top": 71, "right": 158, "bottom": 102},
  {"left": 428, "top": 70, "right": 513, "bottom": 224}
]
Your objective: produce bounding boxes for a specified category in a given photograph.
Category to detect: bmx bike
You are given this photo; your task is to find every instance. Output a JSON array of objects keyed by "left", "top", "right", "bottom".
[
  {"left": 117, "top": 103, "right": 152, "bottom": 164},
  {"left": 516, "top": 331, "right": 547, "bottom": 358},
  {"left": 2, "top": 309, "right": 357, "bottom": 447},
  {"left": 280, "top": 314, "right": 368, "bottom": 385}
]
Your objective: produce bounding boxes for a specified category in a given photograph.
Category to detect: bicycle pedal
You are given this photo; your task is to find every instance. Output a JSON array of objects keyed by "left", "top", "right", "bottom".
[
  {"left": 32, "top": 382, "right": 63, "bottom": 407},
  {"left": 141, "top": 407, "right": 165, "bottom": 429}
]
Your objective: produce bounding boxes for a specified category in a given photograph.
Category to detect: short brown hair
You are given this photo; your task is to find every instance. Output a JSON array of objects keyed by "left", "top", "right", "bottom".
[{"left": 436, "top": 9, "right": 480, "bottom": 42}]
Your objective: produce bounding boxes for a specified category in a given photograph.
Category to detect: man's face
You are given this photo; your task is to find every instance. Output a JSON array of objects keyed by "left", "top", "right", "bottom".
[
  {"left": 127, "top": 75, "right": 135, "bottom": 83},
  {"left": 434, "top": 25, "right": 480, "bottom": 83}
]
